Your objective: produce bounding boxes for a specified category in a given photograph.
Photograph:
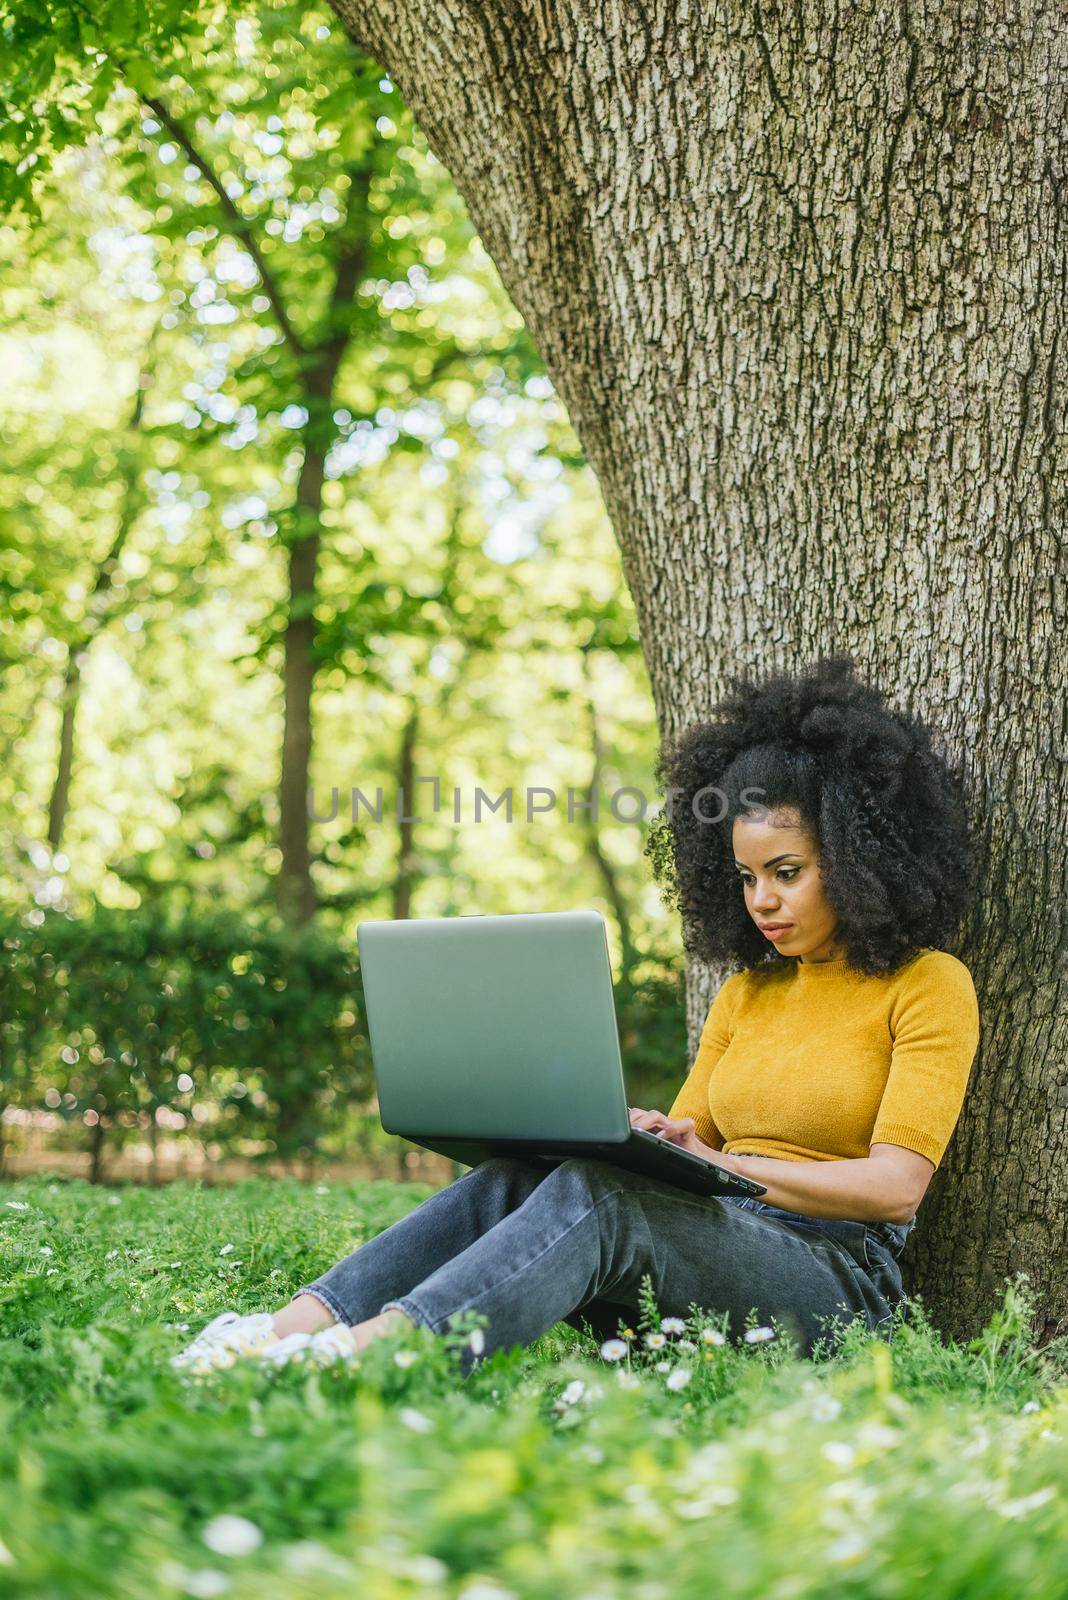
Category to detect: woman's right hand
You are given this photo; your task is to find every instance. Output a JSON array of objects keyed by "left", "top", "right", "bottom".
[{"left": 628, "top": 1105, "right": 703, "bottom": 1155}]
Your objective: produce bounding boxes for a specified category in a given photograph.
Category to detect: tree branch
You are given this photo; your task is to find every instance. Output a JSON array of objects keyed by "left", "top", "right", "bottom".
[{"left": 140, "top": 91, "right": 306, "bottom": 358}]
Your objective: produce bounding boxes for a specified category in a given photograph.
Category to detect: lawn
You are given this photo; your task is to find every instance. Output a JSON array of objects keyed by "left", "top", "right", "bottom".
[{"left": 1, "top": 1175, "right": 1066, "bottom": 1600}]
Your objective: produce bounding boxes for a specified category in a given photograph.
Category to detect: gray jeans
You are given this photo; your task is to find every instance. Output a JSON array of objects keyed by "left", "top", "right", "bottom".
[{"left": 298, "top": 1154, "right": 912, "bottom": 1376}]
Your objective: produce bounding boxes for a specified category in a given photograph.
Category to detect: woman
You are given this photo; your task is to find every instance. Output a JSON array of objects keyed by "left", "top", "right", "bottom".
[{"left": 173, "top": 654, "right": 981, "bottom": 1376}]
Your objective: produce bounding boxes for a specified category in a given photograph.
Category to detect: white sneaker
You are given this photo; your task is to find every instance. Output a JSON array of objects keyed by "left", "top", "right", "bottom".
[
  {"left": 305, "top": 1325, "right": 360, "bottom": 1368},
  {"left": 254, "top": 1324, "right": 359, "bottom": 1370},
  {"left": 255, "top": 1331, "right": 313, "bottom": 1367},
  {"left": 170, "top": 1311, "right": 279, "bottom": 1374}
]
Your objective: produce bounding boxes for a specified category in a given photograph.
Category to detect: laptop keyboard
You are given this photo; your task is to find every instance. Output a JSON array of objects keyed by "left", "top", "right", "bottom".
[{"left": 627, "top": 1127, "right": 765, "bottom": 1193}]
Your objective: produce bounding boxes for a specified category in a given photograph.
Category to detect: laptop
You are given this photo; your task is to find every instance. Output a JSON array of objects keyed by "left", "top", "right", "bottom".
[{"left": 354, "top": 908, "right": 766, "bottom": 1201}]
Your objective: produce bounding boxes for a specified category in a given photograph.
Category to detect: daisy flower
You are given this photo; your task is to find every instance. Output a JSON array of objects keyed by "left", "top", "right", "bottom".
[
  {"left": 201, "top": 1515, "right": 263, "bottom": 1557},
  {"left": 599, "top": 1338, "right": 629, "bottom": 1362},
  {"left": 644, "top": 1331, "right": 667, "bottom": 1350},
  {"left": 744, "top": 1326, "right": 776, "bottom": 1344},
  {"left": 700, "top": 1328, "right": 726, "bottom": 1346},
  {"left": 661, "top": 1317, "right": 686, "bottom": 1336},
  {"left": 399, "top": 1407, "right": 434, "bottom": 1433},
  {"left": 810, "top": 1394, "right": 842, "bottom": 1421},
  {"left": 666, "top": 1368, "right": 692, "bottom": 1391}
]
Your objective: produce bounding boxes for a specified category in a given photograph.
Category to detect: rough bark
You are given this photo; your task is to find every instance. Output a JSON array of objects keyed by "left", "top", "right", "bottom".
[{"left": 328, "top": 0, "right": 1068, "bottom": 1342}]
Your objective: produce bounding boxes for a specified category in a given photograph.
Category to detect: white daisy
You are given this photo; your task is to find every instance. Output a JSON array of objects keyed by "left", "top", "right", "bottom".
[
  {"left": 744, "top": 1326, "right": 776, "bottom": 1343},
  {"left": 661, "top": 1317, "right": 686, "bottom": 1335},
  {"left": 468, "top": 1327, "right": 485, "bottom": 1355},
  {"left": 182, "top": 1570, "right": 230, "bottom": 1598},
  {"left": 599, "top": 1338, "right": 629, "bottom": 1362},
  {"left": 700, "top": 1328, "right": 726, "bottom": 1346},
  {"left": 666, "top": 1368, "right": 692, "bottom": 1391},
  {"left": 393, "top": 1348, "right": 417, "bottom": 1367},
  {"left": 644, "top": 1331, "right": 667, "bottom": 1350},
  {"left": 810, "top": 1394, "right": 842, "bottom": 1421},
  {"left": 201, "top": 1514, "right": 263, "bottom": 1557},
  {"left": 398, "top": 1407, "right": 434, "bottom": 1433},
  {"left": 561, "top": 1380, "right": 586, "bottom": 1405}
]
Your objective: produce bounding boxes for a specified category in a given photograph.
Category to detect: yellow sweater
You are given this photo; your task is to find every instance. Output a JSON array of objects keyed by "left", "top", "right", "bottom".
[{"left": 668, "top": 948, "right": 980, "bottom": 1169}]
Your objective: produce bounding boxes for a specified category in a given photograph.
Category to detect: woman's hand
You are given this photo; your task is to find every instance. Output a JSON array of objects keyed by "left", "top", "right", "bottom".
[{"left": 628, "top": 1105, "right": 704, "bottom": 1155}]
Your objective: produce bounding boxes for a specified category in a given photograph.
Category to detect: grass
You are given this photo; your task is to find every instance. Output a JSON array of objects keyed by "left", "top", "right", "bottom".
[{"left": 1, "top": 1174, "right": 1066, "bottom": 1600}]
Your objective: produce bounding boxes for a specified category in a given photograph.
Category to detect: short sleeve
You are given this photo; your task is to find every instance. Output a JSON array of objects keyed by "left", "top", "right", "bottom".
[
  {"left": 667, "top": 973, "right": 743, "bottom": 1151},
  {"left": 870, "top": 953, "right": 981, "bottom": 1168}
]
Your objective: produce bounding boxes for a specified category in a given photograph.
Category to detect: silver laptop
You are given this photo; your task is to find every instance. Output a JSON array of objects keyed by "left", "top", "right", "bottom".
[{"left": 355, "top": 909, "right": 766, "bottom": 1200}]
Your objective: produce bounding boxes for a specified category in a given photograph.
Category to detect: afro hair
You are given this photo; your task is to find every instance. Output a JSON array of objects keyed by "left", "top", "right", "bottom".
[{"left": 643, "top": 654, "right": 978, "bottom": 978}]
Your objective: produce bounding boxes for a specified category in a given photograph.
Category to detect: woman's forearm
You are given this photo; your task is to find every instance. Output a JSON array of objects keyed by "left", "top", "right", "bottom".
[{"left": 695, "top": 1141, "right": 906, "bottom": 1224}]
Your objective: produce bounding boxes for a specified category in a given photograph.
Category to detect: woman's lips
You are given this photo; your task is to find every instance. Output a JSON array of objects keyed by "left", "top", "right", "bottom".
[{"left": 759, "top": 924, "right": 792, "bottom": 940}]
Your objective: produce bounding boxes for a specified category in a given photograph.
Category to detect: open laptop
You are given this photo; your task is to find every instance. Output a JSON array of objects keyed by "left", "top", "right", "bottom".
[{"left": 354, "top": 909, "right": 766, "bottom": 1201}]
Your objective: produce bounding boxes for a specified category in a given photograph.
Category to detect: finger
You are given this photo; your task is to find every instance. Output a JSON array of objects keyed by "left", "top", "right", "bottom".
[{"left": 634, "top": 1113, "right": 671, "bottom": 1136}]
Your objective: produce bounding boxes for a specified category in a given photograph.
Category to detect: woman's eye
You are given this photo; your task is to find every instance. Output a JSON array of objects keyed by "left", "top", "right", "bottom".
[{"left": 738, "top": 869, "right": 798, "bottom": 884}]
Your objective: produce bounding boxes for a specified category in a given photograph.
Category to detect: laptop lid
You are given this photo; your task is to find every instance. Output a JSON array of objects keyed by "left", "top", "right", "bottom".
[{"left": 355, "top": 910, "right": 631, "bottom": 1143}]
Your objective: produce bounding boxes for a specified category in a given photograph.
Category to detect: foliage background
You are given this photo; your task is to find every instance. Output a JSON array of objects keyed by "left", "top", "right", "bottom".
[{"left": 0, "top": 0, "right": 688, "bottom": 1176}]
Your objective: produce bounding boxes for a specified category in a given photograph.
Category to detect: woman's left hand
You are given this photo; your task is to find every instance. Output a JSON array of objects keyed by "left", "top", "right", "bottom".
[{"left": 628, "top": 1106, "right": 704, "bottom": 1155}]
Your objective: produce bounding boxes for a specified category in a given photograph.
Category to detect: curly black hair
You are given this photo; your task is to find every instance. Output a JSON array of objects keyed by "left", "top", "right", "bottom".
[{"left": 643, "top": 654, "right": 978, "bottom": 979}]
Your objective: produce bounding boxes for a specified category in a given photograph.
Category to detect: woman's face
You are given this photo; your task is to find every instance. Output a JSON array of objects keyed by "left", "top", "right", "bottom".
[{"left": 731, "top": 808, "right": 843, "bottom": 963}]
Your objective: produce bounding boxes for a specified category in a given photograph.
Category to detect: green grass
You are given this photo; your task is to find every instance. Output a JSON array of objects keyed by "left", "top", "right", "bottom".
[{"left": 1, "top": 1175, "right": 1066, "bottom": 1600}]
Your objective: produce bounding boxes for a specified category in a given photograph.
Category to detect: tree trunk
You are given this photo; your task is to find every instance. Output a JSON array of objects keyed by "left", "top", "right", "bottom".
[
  {"left": 277, "top": 193, "right": 370, "bottom": 926},
  {"left": 328, "top": 0, "right": 1067, "bottom": 1343},
  {"left": 88, "top": 1120, "right": 107, "bottom": 1186},
  {"left": 392, "top": 704, "right": 420, "bottom": 920},
  {"left": 47, "top": 361, "right": 152, "bottom": 850},
  {"left": 580, "top": 648, "right": 638, "bottom": 983},
  {"left": 277, "top": 432, "right": 325, "bottom": 927}
]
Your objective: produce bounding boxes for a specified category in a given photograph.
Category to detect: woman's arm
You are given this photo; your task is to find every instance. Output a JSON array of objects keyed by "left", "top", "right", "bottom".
[
  {"left": 701, "top": 1140, "right": 933, "bottom": 1224},
  {"left": 630, "top": 1109, "right": 930, "bottom": 1224}
]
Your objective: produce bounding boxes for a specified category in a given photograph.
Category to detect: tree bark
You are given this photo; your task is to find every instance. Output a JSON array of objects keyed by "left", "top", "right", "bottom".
[{"left": 328, "top": 0, "right": 1067, "bottom": 1342}]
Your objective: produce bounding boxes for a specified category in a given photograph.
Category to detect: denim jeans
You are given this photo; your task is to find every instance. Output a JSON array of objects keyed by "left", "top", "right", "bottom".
[{"left": 298, "top": 1154, "right": 912, "bottom": 1375}]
